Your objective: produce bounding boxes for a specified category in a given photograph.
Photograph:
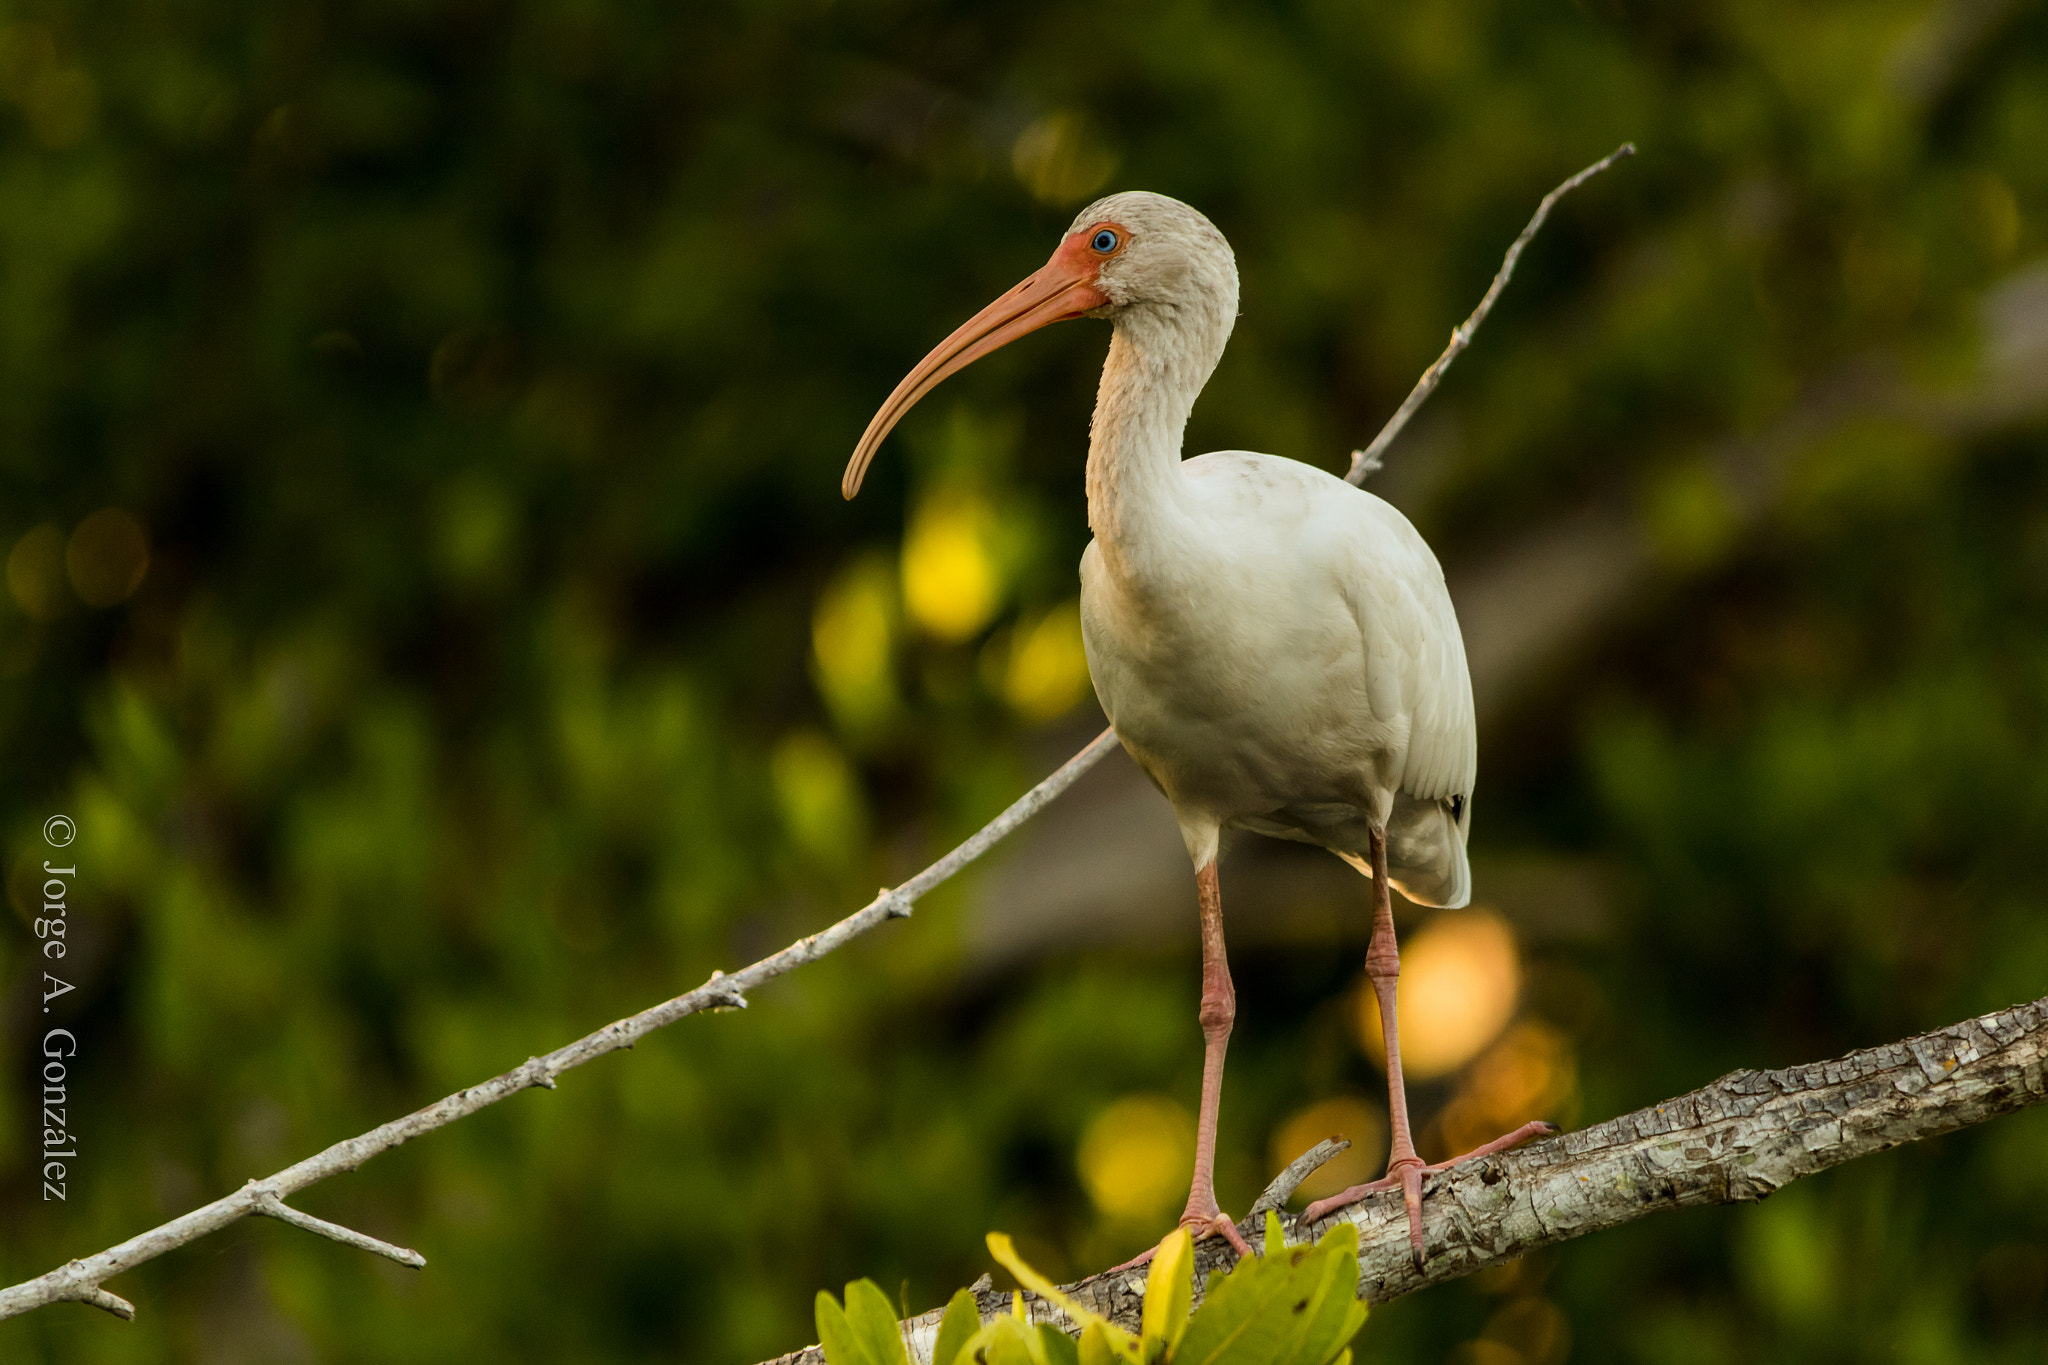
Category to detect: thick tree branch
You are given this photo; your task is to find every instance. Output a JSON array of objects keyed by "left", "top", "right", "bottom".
[
  {"left": 765, "top": 993, "right": 2048, "bottom": 1365},
  {"left": 0, "top": 147, "right": 1633, "bottom": 1325}
]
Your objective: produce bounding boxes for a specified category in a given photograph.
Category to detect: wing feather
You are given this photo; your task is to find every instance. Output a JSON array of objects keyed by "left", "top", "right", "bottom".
[{"left": 1330, "top": 492, "right": 1476, "bottom": 805}]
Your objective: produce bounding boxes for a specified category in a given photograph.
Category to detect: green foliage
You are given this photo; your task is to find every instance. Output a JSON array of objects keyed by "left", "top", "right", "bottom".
[
  {"left": 817, "top": 1223, "right": 1363, "bottom": 1365},
  {"left": 1172, "top": 1222, "right": 1363, "bottom": 1365},
  {"left": 818, "top": 1279, "right": 915, "bottom": 1365},
  {"left": 932, "top": 1289, "right": 985, "bottom": 1365},
  {"left": 1, "top": 1, "right": 2045, "bottom": 1362},
  {"left": 1138, "top": 1228, "right": 1193, "bottom": 1363}
]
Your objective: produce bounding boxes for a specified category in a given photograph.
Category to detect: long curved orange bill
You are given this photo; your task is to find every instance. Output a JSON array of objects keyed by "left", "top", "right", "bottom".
[{"left": 842, "top": 241, "right": 1108, "bottom": 499}]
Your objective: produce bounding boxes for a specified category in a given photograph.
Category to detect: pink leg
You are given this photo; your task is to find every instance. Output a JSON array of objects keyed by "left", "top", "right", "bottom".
[
  {"left": 1300, "top": 828, "right": 1555, "bottom": 1267},
  {"left": 1179, "top": 861, "right": 1253, "bottom": 1258}
]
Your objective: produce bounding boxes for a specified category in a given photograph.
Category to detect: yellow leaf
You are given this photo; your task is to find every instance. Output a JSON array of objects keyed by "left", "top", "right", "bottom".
[
  {"left": 1141, "top": 1228, "right": 1194, "bottom": 1363},
  {"left": 985, "top": 1233, "right": 1139, "bottom": 1360}
]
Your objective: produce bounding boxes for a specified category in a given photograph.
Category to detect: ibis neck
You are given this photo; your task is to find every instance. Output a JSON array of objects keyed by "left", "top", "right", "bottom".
[{"left": 1085, "top": 305, "right": 1225, "bottom": 576}]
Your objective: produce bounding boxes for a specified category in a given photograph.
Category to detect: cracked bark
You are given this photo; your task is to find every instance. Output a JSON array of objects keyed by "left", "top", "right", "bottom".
[{"left": 763, "top": 993, "right": 2048, "bottom": 1365}]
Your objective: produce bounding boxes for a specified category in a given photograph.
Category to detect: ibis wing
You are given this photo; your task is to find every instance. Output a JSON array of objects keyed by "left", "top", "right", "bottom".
[
  {"left": 1394, "top": 567, "right": 1477, "bottom": 805},
  {"left": 1338, "top": 497, "right": 1477, "bottom": 807}
]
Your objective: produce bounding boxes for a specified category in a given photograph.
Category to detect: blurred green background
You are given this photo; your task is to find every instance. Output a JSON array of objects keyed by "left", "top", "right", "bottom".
[{"left": 4, "top": 0, "right": 2047, "bottom": 1361}]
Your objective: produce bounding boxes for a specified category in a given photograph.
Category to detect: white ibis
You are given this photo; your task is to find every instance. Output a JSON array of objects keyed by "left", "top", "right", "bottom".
[{"left": 843, "top": 192, "right": 1553, "bottom": 1265}]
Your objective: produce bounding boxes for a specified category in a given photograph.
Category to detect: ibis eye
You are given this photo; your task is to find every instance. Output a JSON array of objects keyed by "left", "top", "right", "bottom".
[{"left": 1090, "top": 229, "right": 1119, "bottom": 253}]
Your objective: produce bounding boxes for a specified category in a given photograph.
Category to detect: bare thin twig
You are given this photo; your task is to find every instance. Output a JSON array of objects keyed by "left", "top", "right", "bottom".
[
  {"left": 252, "top": 1191, "right": 426, "bottom": 1269},
  {"left": 0, "top": 731, "right": 1118, "bottom": 1322},
  {"left": 766, "top": 993, "right": 2048, "bottom": 1365},
  {"left": 57, "top": 1277, "right": 133, "bottom": 1322},
  {"left": 0, "top": 149, "right": 1631, "bottom": 1324},
  {"left": 1346, "top": 142, "right": 1636, "bottom": 485},
  {"left": 1245, "top": 1138, "right": 1349, "bottom": 1219}
]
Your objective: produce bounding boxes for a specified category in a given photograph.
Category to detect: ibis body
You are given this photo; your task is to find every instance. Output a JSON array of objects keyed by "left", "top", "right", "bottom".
[
  {"left": 842, "top": 191, "right": 1548, "bottom": 1264},
  {"left": 1079, "top": 448, "right": 1474, "bottom": 906}
]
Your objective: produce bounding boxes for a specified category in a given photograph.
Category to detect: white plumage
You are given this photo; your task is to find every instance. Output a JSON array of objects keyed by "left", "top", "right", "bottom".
[
  {"left": 844, "top": 190, "right": 1546, "bottom": 1268},
  {"left": 1082, "top": 448, "right": 1475, "bottom": 907}
]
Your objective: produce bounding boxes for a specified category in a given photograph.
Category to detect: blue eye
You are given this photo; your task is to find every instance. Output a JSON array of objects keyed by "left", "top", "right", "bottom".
[{"left": 1091, "top": 229, "right": 1119, "bottom": 253}]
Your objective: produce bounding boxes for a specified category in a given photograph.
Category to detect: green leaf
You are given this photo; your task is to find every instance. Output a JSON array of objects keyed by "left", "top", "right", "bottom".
[
  {"left": 1171, "top": 1258, "right": 1292, "bottom": 1365},
  {"left": 1037, "top": 1323, "right": 1082, "bottom": 1365},
  {"left": 1141, "top": 1229, "right": 1194, "bottom": 1364},
  {"left": 1261, "top": 1220, "right": 1367, "bottom": 1365},
  {"left": 986, "top": 1233, "right": 1113, "bottom": 1338},
  {"left": 984, "top": 1232, "right": 1142, "bottom": 1363},
  {"left": 1172, "top": 1217, "right": 1367, "bottom": 1365},
  {"left": 1080, "top": 1321, "right": 1127, "bottom": 1365},
  {"left": 846, "top": 1279, "right": 914, "bottom": 1365},
  {"left": 972, "top": 1314, "right": 1044, "bottom": 1365},
  {"left": 818, "top": 1290, "right": 870, "bottom": 1365},
  {"left": 934, "top": 1289, "right": 984, "bottom": 1365}
]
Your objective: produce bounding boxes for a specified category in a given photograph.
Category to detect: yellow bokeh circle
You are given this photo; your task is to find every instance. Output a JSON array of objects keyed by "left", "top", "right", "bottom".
[
  {"left": 1356, "top": 908, "right": 1519, "bottom": 1080},
  {"left": 1077, "top": 1093, "right": 1192, "bottom": 1222}
]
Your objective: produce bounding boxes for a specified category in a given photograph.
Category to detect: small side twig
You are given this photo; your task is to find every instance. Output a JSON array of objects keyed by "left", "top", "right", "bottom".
[
  {"left": 61, "top": 1273, "right": 134, "bottom": 1322},
  {"left": 1346, "top": 142, "right": 1636, "bottom": 485},
  {"left": 252, "top": 1191, "right": 427, "bottom": 1269},
  {"left": 1245, "top": 1138, "right": 1350, "bottom": 1219}
]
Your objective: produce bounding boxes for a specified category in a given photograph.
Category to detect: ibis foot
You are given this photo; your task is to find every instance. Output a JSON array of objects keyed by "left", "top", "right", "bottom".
[
  {"left": 1299, "top": 1120, "right": 1557, "bottom": 1267},
  {"left": 1180, "top": 1208, "right": 1253, "bottom": 1259},
  {"left": 1105, "top": 1206, "right": 1252, "bottom": 1275}
]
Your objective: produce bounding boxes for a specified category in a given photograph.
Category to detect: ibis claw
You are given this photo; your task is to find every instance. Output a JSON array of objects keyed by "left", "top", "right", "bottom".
[
  {"left": 1300, "top": 1120, "right": 1558, "bottom": 1267},
  {"left": 1180, "top": 1209, "right": 1254, "bottom": 1260}
]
